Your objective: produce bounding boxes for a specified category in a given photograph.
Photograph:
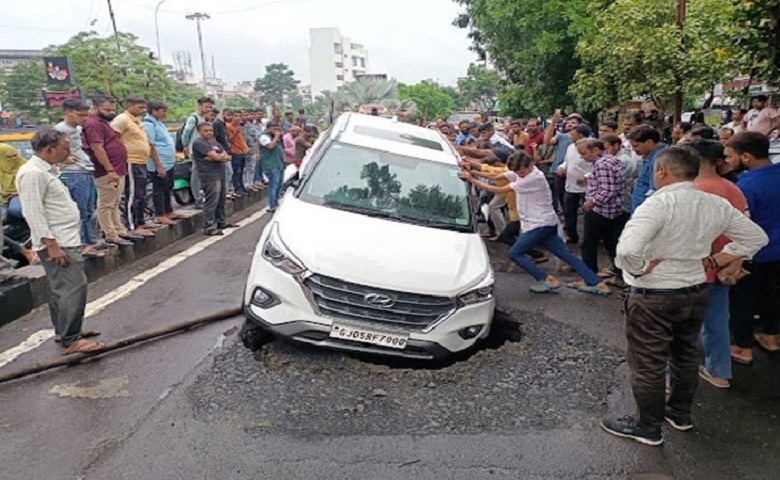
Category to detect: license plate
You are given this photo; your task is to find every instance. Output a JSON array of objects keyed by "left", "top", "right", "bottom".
[{"left": 329, "top": 324, "right": 409, "bottom": 349}]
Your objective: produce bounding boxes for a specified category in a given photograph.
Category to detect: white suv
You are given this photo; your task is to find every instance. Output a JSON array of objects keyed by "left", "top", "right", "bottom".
[{"left": 241, "top": 113, "right": 495, "bottom": 360}]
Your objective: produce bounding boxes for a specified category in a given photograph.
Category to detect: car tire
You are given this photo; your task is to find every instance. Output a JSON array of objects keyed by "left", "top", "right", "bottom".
[{"left": 239, "top": 318, "right": 273, "bottom": 351}]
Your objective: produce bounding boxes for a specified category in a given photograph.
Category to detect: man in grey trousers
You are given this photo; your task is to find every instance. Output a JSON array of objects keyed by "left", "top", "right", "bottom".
[{"left": 15, "top": 128, "right": 105, "bottom": 354}]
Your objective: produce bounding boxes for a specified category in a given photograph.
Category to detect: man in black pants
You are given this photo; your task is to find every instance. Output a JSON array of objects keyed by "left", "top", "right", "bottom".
[
  {"left": 602, "top": 147, "right": 767, "bottom": 446},
  {"left": 576, "top": 138, "right": 626, "bottom": 274},
  {"left": 191, "top": 123, "right": 236, "bottom": 235}
]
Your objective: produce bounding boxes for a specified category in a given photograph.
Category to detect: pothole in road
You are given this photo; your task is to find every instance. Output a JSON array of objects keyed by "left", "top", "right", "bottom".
[{"left": 186, "top": 308, "right": 623, "bottom": 437}]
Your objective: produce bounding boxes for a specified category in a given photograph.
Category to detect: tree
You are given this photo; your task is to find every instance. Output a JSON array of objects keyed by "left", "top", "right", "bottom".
[
  {"left": 223, "top": 95, "right": 255, "bottom": 110},
  {"left": 398, "top": 81, "right": 454, "bottom": 123},
  {"left": 457, "top": 64, "right": 503, "bottom": 112},
  {"left": 0, "top": 31, "right": 198, "bottom": 123},
  {"left": 731, "top": 0, "right": 780, "bottom": 89},
  {"left": 440, "top": 85, "right": 468, "bottom": 111},
  {"left": 253, "top": 63, "right": 300, "bottom": 108},
  {"left": 454, "top": 0, "right": 591, "bottom": 115},
  {"left": 571, "top": 0, "right": 740, "bottom": 112}
]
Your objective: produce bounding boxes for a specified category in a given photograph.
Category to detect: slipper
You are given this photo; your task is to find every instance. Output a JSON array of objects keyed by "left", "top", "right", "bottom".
[
  {"left": 529, "top": 280, "right": 561, "bottom": 293},
  {"left": 731, "top": 355, "right": 753, "bottom": 366},
  {"left": 573, "top": 284, "right": 612, "bottom": 296},
  {"left": 62, "top": 339, "right": 106, "bottom": 355},
  {"left": 204, "top": 229, "right": 224, "bottom": 236},
  {"left": 54, "top": 330, "right": 101, "bottom": 343},
  {"left": 754, "top": 336, "right": 780, "bottom": 355},
  {"left": 699, "top": 366, "right": 730, "bottom": 389},
  {"left": 82, "top": 250, "right": 106, "bottom": 258},
  {"left": 598, "top": 268, "right": 617, "bottom": 279}
]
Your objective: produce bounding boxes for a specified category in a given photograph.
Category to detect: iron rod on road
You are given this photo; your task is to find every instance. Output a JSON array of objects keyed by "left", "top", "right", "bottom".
[{"left": 0, "top": 307, "right": 241, "bottom": 385}]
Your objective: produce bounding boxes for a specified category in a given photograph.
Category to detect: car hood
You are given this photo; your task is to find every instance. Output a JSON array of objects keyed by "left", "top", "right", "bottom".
[{"left": 275, "top": 197, "right": 491, "bottom": 296}]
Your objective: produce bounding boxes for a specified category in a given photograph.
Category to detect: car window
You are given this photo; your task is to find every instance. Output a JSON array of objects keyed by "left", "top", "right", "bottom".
[{"left": 299, "top": 142, "right": 472, "bottom": 231}]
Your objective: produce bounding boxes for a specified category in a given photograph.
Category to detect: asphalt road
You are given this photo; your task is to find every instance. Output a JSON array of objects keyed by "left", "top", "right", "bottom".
[{"left": 0, "top": 202, "right": 778, "bottom": 480}]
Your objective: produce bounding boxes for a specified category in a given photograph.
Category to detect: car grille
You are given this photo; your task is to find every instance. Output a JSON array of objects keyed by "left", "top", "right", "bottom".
[{"left": 303, "top": 274, "right": 456, "bottom": 330}]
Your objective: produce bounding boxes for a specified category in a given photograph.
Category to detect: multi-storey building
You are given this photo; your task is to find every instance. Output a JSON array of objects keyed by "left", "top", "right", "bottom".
[{"left": 308, "top": 28, "right": 369, "bottom": 99}]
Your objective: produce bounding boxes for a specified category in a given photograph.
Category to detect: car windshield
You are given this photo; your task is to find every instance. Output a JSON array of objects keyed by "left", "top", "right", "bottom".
[{"left": 299, "top": 142, "right": 472, "bottom": 231}]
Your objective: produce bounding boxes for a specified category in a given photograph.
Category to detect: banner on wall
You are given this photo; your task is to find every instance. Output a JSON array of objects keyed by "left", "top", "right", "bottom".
[{"left": 42, "top": 57, "right": 72, "bottom": 85}]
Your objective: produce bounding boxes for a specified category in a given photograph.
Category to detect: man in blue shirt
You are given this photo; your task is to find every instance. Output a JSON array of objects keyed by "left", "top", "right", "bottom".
[
  {"left": 544, "top": 112, "right": 584, "bottom": 213},
  {"left": 143, "top": 101, "right": 178, "bottom": 226},
  {"left": 627, "top": 125, "right": 667, "bottom": 212},
  {"left": 455, "top": 120, "right": 473, "bottom": 146},
  {"left": 725, "top": 131, "right": 780, "bottom": 363}
]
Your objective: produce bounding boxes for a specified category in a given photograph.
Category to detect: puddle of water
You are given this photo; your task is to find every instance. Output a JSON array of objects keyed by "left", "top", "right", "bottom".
[{"left": 50, "top": 375, "right": 131, "bottom": 399}]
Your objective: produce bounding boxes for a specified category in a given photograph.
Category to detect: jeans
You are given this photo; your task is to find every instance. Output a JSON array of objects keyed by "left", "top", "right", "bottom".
[
  {"left": 231, "top": 154, "right": 247, "bottom": 193},
  {"left": 201, "top": 177, "right": 226, "bottom": 231},
  {"left": 150, "top": 169, "right": 174, "bottom": 216},
  {"left": 61, "top": 172, "right": 97, "bottom": 246},
  {"left": 700, "top": 283, "right": 732, "bottom": 380},
  {"left": 563, "top": 191, "right": 584, "bottom": 243},
  {"left": 225, "top": 158, "right": 234, "bottom": 193},
  {"left": 729, "top": 260, "right": 780, "bottom": 348},
  {"left": 581, "top": 211, "right": 626, "bottom": 273},
  {"left": 625, "top": 290, "right": 708, "bottom": 429},
  {"left": 39, "top": 247, "right": 88, "bottom": 348},
  {"left": 6, "top": 196, "right": 22, "bottom": 218},
  {"left": 125, "top": 164, "right": 149, "bottom": 229},
  {"left": 507, "top": 225, "right": 602, "bottom": 286},
  {"left": 266, "top": 168, "right": 283, "bottom": 210},
  {"left": 253, "top": 154, "right": 265, "bottom": 184}
]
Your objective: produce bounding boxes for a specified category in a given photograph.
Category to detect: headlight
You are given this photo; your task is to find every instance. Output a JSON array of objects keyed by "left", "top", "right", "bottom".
[
  {"left": 261, "top": 224, "right": 305, "bottom": 275},
  {"left": 457, "top": 284, "right": 494, "bottom": 306}
]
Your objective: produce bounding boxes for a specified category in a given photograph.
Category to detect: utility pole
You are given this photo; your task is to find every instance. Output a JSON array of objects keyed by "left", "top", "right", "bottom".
[
  {"left": 674, "top": 0, "right": 686, "bottom": 123},
  {"left": 106, "top": 0, "right": 121, "bottom": 50},
  {"left": 186, "top": 12, "right": 210, "bottom": 90},
  {"left": 154, "top": 0, "right": 169, "bottom": 64}
]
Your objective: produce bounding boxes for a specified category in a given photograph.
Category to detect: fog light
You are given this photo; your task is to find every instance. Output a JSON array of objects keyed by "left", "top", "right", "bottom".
[
  {"left": 251, "top": 287, "right": 278, "bottom": 308},
  {"left": 458, "top": 325, "right": 483, "bottom": 339}
]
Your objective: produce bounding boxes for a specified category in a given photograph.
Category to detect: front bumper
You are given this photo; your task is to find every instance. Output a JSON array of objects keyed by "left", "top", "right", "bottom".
[{"left": 243, "top": 257, "right": 495, "bottom": 360}]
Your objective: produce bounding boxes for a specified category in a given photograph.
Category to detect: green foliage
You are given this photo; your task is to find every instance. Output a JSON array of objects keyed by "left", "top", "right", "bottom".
[
  {"left": 310, "top": 78, "right": 418, "bottom": 127},
  {"left": 457, "top": 64, "right": 503, "bottom": 112},
  {"left": 0, "top": 31, "right": 200, "bottom": 123},
  {"left": 455, "top": 0, "right": 590, "bottom": 115},
  {"left": 731, "top": 0, "right": 780, "bottom": 87},
  {"left": 398, "top": 81, "right": 455, "bottom": 123},
  {"left": 571, "top": 0, "right": 740, "bottom": 111},
  {"left": 223, "top": 95, "right": 255, "bottom": 110},
  {"left": 253, "top": 63, "right": 300, "bottom": 108}
]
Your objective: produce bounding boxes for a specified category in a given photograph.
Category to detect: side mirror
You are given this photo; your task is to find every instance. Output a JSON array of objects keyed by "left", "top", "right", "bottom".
[{"left": 282, "top": 163, "right": 300, "bottom": 191}]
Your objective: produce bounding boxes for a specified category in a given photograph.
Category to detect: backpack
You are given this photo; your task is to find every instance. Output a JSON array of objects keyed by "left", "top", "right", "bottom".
[{"left": 175, "top": 115, "right": 197, "bottom": 153}]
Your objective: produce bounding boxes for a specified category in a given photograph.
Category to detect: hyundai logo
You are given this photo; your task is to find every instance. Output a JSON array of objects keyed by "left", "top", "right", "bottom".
[{"left": 364, "top": 293, "right": 395, "bottom": 308}]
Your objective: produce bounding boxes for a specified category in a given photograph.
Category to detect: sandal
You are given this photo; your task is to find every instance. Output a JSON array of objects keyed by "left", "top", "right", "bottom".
[
  {"left": 204, "top": 229, "right": 224, "bottom": 236},
  {"left": 755, "top": 335, "right": 780, "bottom": 355},
  {"left": 55, "top": 329, "right": 101, "bottom": 343},
  {"left": 62, "top": 339, "right": 106, "bottom": 355},
  {"left": 568, "top": 281, "right": 612, "bottom": 296},
  {"left": 598, "top": 268, "right": 617, "bottom": 279},
  {"left": 82, "top": 250, "right": 107, "bottom": 258},
  {"left": 529, "top": 280, "right": 561, "bottom": 293}
]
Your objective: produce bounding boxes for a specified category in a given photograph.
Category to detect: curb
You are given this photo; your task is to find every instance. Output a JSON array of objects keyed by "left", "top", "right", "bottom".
[{"left": 0, "top": 189, "right": 266, "bottom": 327}]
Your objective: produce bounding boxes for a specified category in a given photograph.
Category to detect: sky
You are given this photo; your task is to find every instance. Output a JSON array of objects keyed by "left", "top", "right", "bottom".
[{"left": 0, "top": 0, "right": 478, "bottom": 87}]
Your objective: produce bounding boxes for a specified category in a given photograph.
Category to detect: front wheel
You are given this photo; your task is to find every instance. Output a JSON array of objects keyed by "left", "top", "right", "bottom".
[
  {"left": 173, "top": 188, "right": 193, "bottom": 205},
  {"left": 239, "top": 318, "right": 274, "bottom": 351}
]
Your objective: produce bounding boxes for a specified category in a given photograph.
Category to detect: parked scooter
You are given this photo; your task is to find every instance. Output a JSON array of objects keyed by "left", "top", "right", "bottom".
[
  {"left": 173, "top": 159, "right": 193, "bottom": 205},
  {"left": 2, "top": 209, "right": 31, "bottom": 267}
]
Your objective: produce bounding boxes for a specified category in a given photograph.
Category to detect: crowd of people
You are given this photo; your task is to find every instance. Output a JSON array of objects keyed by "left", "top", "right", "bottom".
[
  {"left": 427, "top": 98, "right": 779, "bottom": 446},
  {"left": 0, "top": 96, "right": 315, "bottom": 352}
]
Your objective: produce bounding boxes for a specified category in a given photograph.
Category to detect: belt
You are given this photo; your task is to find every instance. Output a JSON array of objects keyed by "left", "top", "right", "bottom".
[{"left": 629, "top": 283, "right": 707, "bottom": 296}]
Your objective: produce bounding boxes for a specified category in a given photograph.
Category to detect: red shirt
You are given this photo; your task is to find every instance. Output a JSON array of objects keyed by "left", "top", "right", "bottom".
[
  {"left": 525, "top": 131, "right": 545, "bottom": 156},
  {"left": 694, "top": 176, "right": 748, "bottom": 282},
  {"left": 82, "top": 115, "right": 128, "bottom": 178}
]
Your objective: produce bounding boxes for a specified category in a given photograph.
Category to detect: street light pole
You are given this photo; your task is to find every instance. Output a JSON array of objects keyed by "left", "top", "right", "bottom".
[
  {"left": 154, "top": 0, "right": 169, "bottom": 64},
  {"left": 674, "top": 0, "right": 686, "bottom": 124},
  {"left": 186, "top": 12, "right": 210, "bottom": 90}
]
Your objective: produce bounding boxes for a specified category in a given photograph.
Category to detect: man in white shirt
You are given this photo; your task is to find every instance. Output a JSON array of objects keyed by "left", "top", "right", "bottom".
[
  {"left": 556, "top": 124, "right": 592, "bottom": 243},
  {"left": 725, "top": 108, "right": 746, "bottom": 135},
  {"left": 601, "top": 147, "right": 768, "bottom": 447},
  {"left": 459, "top": 151, "right": 611, "bottom": 296},
  {"left": 15, "top": 128, "right": 106, "bottom": 354}
]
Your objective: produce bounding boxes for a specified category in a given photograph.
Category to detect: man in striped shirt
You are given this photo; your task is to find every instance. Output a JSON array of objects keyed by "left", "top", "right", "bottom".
[
  {"left": 576, "top": 138, "right": 626, "bottom": 276},
  {"left": 15, "top": 128, "right": 105, "bottom": 354}
]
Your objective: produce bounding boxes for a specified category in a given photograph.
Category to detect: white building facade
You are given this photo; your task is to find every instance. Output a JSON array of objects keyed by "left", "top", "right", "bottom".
[{"left": 309, "top": 28, "right": 369, "bottom": 99}]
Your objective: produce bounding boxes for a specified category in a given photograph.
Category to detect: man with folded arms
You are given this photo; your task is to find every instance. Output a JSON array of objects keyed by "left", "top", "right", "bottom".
[{"left": 601, "top": 147, "right": 767, "bottom": 446}]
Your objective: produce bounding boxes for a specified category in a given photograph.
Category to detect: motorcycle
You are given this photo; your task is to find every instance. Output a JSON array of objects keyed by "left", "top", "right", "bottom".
[
  {"left": 1, "top": 208, "right": 31, "bottom": 267},
  {"left": 173, "top": 159, "right": 194, "bottom": 205}
]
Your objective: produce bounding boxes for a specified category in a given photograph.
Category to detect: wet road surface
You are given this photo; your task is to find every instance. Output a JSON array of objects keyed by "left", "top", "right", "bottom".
[{"left": 0, "top": 203, "right": 778, "bottom": 479}]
